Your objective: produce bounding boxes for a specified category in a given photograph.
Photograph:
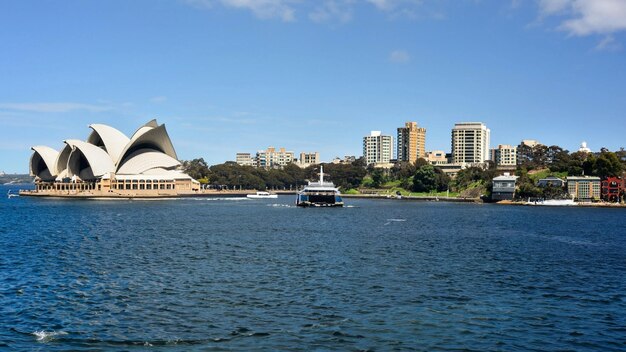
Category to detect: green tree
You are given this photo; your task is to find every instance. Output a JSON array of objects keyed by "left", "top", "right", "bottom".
[
  {"left": 181, "top": 158, "right": 210, "bottom": 180},
  {"left": 412, "top": 165, "right": 437, "bottom": 192},
  {"left": 594, "top": 151, "right": 624, "bottom": 178},
  {"left": 434, "top": 167, "right": 451, "bottom": 192}
]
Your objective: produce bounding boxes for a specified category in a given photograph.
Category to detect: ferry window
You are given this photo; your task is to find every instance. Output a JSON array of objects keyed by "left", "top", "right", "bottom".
[
  {"left": 166, "top": 184, "right": 172, "bottom": 190},
  {"left": 160, "top": 184, "right": 165, "bottom": 190},
  {"left": 140, "top": 184, "right": 145, "bottom": 190},
  {"left": 146, "top": 184, "right": 152, "bottom": 190},
  {"left": 125, "top": 184, "right": 131, "bottom": 190},
  {"left": 132, "top": 184, "right": 138, "bottom": 190}
]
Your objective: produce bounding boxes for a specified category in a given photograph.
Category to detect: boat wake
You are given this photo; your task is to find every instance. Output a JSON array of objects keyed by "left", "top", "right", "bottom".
[
  {"left": 32, "top": 330, "right": 68, "bottom": 342},
  {"left": 384, "top": 218, "right": 407, "bottom": 226}
]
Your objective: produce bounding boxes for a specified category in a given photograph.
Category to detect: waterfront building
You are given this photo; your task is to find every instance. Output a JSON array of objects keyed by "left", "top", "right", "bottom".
[
  {"left": 451, "top": 122, "right": 490, "bottom": 164},
  {"left": 426, "top": 150, "right": 448, "bottom": 165},
  {"left": 567, "top": 176, "right": 601, "bottom": 201},
  {"left": 235, "top": 153, "right": 254, "bottom": 167},
  {"left": 537, "top": 176, "right": 565, "bottom": 188},
  {"left": 363, "top": 131, "right": 393, "bottom": 166},
  {"left": 256, "top": 147, "right": 295, "bottom": 169},
  {"left": 490, "top": 144, "right": 517, "bottom": 166},
  {"left": 397, "top": 122, "right": 426, "bottom": 164},
  {"left": 492, "top": 173, "right": 519, "bottom": 201},
  {"left": 26, "top": 120, "right": 200, "bottom": 197},
  {"left": 601, "top": 177, "right": 623, "bottom": 203},
  {"left": 297, "top": 152, "right": 320, "bottom": 168}
]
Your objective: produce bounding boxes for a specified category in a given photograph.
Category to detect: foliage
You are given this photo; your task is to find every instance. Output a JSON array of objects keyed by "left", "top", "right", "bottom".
[
  {"left": 181, "top": 158, "right": 210, "bottom": 180},
  {"left": 412, "top": 165, "right": 437, "bottom": 192},
  {"left": 593, "top": 151, "right": 624, "bottom": 178}
]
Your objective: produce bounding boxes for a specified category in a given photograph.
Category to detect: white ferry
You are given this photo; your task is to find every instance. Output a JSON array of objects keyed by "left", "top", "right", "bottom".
[{"left": 296, "top": 166, "right": 343, "bottom": 207}]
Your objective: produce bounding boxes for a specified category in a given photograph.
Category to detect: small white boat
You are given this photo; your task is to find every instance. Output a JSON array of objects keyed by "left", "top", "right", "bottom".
[{"left": 246, "top": 191, "right": 278, "bottom": 199}]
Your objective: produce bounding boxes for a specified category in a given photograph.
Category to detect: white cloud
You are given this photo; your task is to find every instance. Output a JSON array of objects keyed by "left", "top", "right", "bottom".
[
  {"left": 538, "top": 0, "right": 570, "bottom": 15},
  {"left": 389, "top": 50, "right": 411, "bottom": 63},
  {"left": 309, "top": 0, "right": 354, "bottom": 23},
  {"left": 185, "top": 0, "right": 298, "bottom": 21},
  {"left": 366, "top": 0, "right": 423, "bottom": 12},
  {"left": 150, "top": 96, "right": 168, "bottom": 103},
  {"left": 538, "top": 0, "right": 626, "bottom": 36},
  {"left": 0, "top": 102, "right": 112, "bottom": 113},
  {"left": 595, "top": 35, "right": 622, "bottom": 51},
  {"left": 184, "top": 0, "right": 441, "bottom": 22}
]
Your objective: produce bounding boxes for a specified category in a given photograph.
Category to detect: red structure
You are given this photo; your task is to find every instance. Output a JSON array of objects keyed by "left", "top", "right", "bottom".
[{"left": 601, "top": 177, "right": 623, "bottom": 202}]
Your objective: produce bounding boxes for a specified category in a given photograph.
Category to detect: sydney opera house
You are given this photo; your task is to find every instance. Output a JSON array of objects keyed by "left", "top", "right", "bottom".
[{"left": 22, "top": 120, "right": 200, "bottom": 197}]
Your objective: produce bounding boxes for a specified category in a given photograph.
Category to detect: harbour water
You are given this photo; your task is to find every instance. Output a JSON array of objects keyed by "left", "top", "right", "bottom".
[{"left": 1, "top": 184, "right": 625, "bottom": 351}]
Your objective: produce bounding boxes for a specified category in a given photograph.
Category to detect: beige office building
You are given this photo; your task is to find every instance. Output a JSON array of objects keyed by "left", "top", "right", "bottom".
[
  {"left": 297, "top": 152, "right": 320, "bottom": 168},
  {"left": 397, "top": 122, "right": 426, "bottom": 164},
  {"left": 490, "top": 144, "right": 517, "bottom": 166},
  {"left": 451, "top": 122, "right": 490, "bottom": 164}
]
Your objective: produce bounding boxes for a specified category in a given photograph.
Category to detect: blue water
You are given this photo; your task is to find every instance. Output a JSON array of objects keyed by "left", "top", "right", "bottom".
[{"left": 1, "top": 184, "right": 625, "bottom": 351}]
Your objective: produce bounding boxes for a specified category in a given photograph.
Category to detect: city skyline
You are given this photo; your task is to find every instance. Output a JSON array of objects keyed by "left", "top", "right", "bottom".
[{"left": 2, "top": 0, "right": 626, "bottom": 173}]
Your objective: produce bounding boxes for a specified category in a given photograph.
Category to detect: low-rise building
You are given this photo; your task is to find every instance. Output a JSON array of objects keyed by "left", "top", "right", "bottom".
[
  {"left": 492, "top": 173, "right": 519, "bottom": 201},
  {"left": 601, "top": 177, "right": 623, "bottom": 203},
  {"left": 537, "top": 176, "right": 565, "bottom": 188},
  {"left": 426, "top": 150, "right": 448, "bottom": 165},
  {"left": 332, "top": 156, "right": 356, "bottom": 164},
  {"left": 567, "top": 176, "right": 601, "bottom": 201},
  {"left": 235, "top": 153, "right": 254, "bottom": 167},
  {"left": 297, "top": 152, "right": 320, "bottom": 168}
]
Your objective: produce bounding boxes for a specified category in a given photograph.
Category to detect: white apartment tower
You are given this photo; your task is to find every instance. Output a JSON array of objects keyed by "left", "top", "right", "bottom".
[
  {"left": 363, "top": 131, "right": 393, "bottom": 166},
  {"left": 451, "top": 122, "right": 490, "bottom": 164}
]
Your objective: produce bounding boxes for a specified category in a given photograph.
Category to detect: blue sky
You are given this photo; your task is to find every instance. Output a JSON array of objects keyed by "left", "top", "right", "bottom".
[{"left": 1, "top": 0, "right": 625, "bottom": 173}]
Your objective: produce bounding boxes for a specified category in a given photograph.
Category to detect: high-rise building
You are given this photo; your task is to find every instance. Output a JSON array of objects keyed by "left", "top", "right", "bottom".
[
  {"left": 451, "top": 122, "right": 490, "bottom": 164},
  {"left": 256, "top": 147, "right": 294, "bottom": 169},
  {"left": 363, "top": 131, "right": 393, "bottom": 166},
  {"left": 397, "top": 122, "right": 426, "bottom": 164},
  {"left": 490, "top": 144, "right": 517, "bottom": 166}
]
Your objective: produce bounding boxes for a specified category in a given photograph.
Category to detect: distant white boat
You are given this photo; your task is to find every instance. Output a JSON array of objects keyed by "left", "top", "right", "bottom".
[{"left": 247, "top": 191, "right": 278, "bottom": 199}]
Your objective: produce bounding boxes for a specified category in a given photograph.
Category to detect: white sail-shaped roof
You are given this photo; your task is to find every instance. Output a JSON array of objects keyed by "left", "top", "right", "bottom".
[
  {"left": 65, "top": 139, "right": 116, "bottom": 179},
  {"left": 86, "top": 124, "right": 130, "bottom": 163},
  {"left": 116, "top": 121, "right": 178, "bottom": 168},
  {"left": 30, "top": 119, "right": 195, "bottom": 184},
  {"left": 30, "top": 146, "right": 60, "bottom": 180},
  {"left": 116, "top": 148, "right": 181, "bottom": 175}
]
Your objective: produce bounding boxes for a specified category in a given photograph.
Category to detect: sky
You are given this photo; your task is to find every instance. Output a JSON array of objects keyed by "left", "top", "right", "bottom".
[{"left": 1, "top": 0, "right": 625, "bottom": 173}]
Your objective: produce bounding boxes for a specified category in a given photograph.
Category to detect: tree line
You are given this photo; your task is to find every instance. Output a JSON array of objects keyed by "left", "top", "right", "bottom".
[{"left": 181, "top": 146, "right": 625, "bottom": 196}]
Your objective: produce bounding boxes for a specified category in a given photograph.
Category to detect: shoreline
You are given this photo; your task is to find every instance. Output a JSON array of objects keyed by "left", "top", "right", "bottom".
[
  {"left": 342, "top": 193, "right": 480, "bottom": 203},
  {"left": 495, "top": 200, "right": 626, "bottom": 208}
]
